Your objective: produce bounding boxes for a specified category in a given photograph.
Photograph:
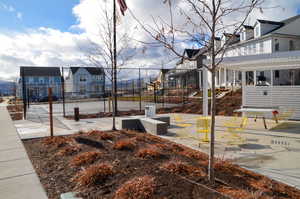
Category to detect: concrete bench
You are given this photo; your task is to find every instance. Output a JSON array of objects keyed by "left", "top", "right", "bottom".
[
  {"left": 151, "top": 116, "right": 170, "bottom": 126},
  {"left": 120, "top": 118, "right": 143, "bottom": 131},
  {"left": 120, "top": 116, "right": 169, "bottom": 135},
  {"left": 140, "top": 118, "right": 168, "bottom": 135}
]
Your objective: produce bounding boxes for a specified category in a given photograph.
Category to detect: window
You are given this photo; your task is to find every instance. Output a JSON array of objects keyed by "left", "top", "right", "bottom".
[
  {"left": 80, "top": 75, "right": 86, "bottom": 82},
  {"left": 34, "top": 77, "right": 39, "bottom": 83},
  {"left": 275, "top": 39, "right": 279, "bottom": 52},
  {"left": 79, "top": 86, "right": 86, "bottom": 94},
  {"left": 246, "top": 71, "right": 254, "bottom": 86},
  {"left": 256, "top": 70, "right": 271, "bottom": 86},
  {"left": 289, "top": 40, "right": 295, "bottom": 51},
  {"left": 273, "top": 69, "right": 300, "bottom": 86}
]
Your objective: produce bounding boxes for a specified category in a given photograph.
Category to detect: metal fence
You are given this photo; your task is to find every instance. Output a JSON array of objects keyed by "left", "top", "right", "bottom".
[{"left": 20, "top": 66, "right": 204, "bottom": 119}]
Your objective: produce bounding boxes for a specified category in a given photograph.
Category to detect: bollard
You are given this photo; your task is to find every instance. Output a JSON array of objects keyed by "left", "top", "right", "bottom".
[{"left": 74, "top": 107, "right": 80, "bottom": 122}]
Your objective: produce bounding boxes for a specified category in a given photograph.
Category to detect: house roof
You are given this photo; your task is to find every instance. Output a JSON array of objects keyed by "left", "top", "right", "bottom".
[
  {"left": 70, "top": 67, "right": 104, "bottom": 75},
  {"left": 257, "top": 19, "right": 284, "bottom": 26},
  {"left": 224, "top": 33, "right": 240, "bottom": 37},
  {"left": 176, "top": 48, "right": 207, "bottom": 65},
  {"left": 243, "top": 25, "right": 254, "bottom": 29},
  {"left": 228, "top": 15, "right": 300, "bottom": 48},
  {"left": 20, "top": 66, "right": 61, "bottom": 77}
]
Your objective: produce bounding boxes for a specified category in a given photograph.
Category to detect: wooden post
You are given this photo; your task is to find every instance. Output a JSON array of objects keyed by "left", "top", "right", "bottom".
[{"left": 48, "top": 88, "right": 54, "bottom": 137}]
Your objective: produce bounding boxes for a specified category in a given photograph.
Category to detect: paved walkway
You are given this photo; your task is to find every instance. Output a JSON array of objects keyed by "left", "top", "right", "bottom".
[{"left": 0, "top": 107, "right": 48, "bottom": 199}]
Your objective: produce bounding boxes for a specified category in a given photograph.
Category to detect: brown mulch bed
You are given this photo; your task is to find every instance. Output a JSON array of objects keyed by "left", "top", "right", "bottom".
[
  {"left": 23, "top": 130, "right": 300, "bottom": 199},
  {"left": 65, "top": 90, "right": 242, "bottom": 120},
  {"left": 6, "top": 105, "right": 23, "bottom": 120}
]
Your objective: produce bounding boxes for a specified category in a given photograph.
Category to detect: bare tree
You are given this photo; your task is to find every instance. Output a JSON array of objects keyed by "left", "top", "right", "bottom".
[
  {"left": 84, "top": 1, "right": 136, "bottom": 129},
  {"left": 132, "top": 0, "right": 265, "bottom": 183}
]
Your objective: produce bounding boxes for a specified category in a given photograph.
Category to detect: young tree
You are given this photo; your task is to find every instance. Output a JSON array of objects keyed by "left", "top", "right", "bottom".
[{"left": 132, "top": 0, "right": 265, "bottom": 183}]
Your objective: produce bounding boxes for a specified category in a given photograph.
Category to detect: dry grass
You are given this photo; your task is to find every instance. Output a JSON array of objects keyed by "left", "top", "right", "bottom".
[
  {"left": 152, "top": 143, "right": 174, "bottom": 151},
  {"left": 136, "top": 146, "right": 163, "bottom": 159},
  {"left": 113, "top": 138, "right": 136, "bottom": 150},
  {"left": 87, "top": 130, "right": 114, "bottom": 140},
  {"left": 114, "top": 176, "right": 156, "bottom": 199},
  {"left": 161, "top": 160, "right": 206, "bottom": 177},
  {"left": 56, "top": 145, "right": 81, "bottom": 156},
  {"left": 70, "top": 151, "right": 103, "bottom": 167},
  {"left": 72, "top": 163, "right": 114, "bottom": 188},
  {"left": 179, "top": 148, "right": 208, "bottom": 161},
  {"left": 42, "top": 136, "right": 72, "bottom": 148}
]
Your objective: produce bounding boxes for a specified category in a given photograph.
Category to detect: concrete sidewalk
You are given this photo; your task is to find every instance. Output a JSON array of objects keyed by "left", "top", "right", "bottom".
[{"left": 0, "top": 107, "right": 48, "bottom": 199}]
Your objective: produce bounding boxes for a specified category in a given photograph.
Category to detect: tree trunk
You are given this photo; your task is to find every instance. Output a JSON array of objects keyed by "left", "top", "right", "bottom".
[{"left": 209, "top": 69, "right": 216, "bottom": 184}]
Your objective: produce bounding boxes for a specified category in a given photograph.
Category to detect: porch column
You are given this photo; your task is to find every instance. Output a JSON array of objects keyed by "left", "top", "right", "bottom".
[
  {"left": 242, "top": 71, "right": 246, "bottom": 108},
  {"left": 202, "top": 68, "right": 208, "bottom": 116},
  {"left": 198, "top": 70, "right": 202, "bottom": 89},
  {"left": 233, "top": 70, "right": 236, "bottom": 86}
]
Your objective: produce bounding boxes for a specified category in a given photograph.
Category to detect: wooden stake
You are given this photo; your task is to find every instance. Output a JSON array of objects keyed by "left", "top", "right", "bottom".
[{"left": 48, "top": 88, "right": 54, "bottom": 137}]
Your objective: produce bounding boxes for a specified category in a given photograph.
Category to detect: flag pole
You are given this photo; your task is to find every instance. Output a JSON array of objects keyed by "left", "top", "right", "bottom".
[{"left": 112, "top": 0, "right": 117, "bottom": 130}]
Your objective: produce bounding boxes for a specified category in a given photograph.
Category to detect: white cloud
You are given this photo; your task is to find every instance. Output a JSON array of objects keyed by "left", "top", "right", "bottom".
[
  {"left": 0, "top": 3, "right": 23, "bottom": 21},
  {"left": 16, "top": 12, "right": 22, "bottom": 20},
  {"left": 0, "top": 0, "right": 300, "bottom": 81}
]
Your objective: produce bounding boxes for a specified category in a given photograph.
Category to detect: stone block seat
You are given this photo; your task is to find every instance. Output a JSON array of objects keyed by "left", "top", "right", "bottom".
[{"left": 120, "top": 115, "right": 170, "bottom": 135}]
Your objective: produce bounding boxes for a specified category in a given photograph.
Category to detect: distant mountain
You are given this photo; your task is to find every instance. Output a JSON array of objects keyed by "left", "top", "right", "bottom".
[{"left": 0, "top": 80, "right": 16, "bottom": 96}]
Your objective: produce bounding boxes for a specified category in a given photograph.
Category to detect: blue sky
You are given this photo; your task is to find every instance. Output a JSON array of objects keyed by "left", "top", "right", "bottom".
[
  {"left": 0, "top": 0, "right": 300, "bottom": 81},
  {"left": 0, "top": 0, "right": 79, "bottom": 32}
]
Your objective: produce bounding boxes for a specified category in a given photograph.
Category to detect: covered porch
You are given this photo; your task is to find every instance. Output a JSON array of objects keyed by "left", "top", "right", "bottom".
[{"left": 216, "top": 50, "right": 300, "bottom": 120}]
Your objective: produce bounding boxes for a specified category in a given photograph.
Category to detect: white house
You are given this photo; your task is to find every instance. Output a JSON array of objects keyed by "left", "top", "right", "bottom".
[
  {"left": 205, "top": 14, "right": 300, "bottom": 120},
  {"left": 65, "top": 67, "right": 105, "bottom": 98}
]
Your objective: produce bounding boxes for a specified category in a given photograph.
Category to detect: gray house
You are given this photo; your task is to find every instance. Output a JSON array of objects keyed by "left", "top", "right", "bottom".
[
  {"left": 166, "top": 48, "right": 207, "bottom": 89},
  {"left": 18, "top": 66, "right": 62, "bottom": 101},
  {"left": 65, "top": 67, "right": 105, "bottom": 98}
]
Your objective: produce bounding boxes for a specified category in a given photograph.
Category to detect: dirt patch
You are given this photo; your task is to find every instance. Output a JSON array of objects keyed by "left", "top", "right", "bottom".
[
  {"left": 6, "top": 105, "right": 23, "bottom": 120},
  {"left": 64, "top": 90, "right": 242, "bottom": 120},
  {"left": 23, "top": 130, "right": 300, "bottom": 199}
]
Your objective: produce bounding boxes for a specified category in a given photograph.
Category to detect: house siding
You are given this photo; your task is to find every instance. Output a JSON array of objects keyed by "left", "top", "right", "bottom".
[{"left": 244, "top": 86, "right": 300, "bottom": 120}]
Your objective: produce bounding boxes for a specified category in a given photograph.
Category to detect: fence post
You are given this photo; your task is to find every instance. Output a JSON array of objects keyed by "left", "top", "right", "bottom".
[
  {"left": 61, "top": 67, "right": 66, "bottom": 117},
  {"left": 132, "top": 79, "right": 135, "bottom": 97},
  {"left": 103, "top": 97, "right": 106, "bottom": 113},
  {"left": 27, "top": 88, "right": 30, "bottom": 109},
  {"left": 21, "top": 68, "right": 27, "bottom": 119},
  {"left": 109, "top": 97, "right": 111, "bottom": 112},
  {"left": 48, "top": 88, "right": 54, "bottom": 137},
  {"left": 139, "top": 68, "right": 142, "bottom": 112}
]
